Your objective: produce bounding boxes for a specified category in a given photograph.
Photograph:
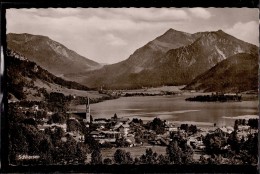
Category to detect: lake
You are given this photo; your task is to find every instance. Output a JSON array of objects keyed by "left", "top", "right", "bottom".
[{"left": 73, "top": 95, "right": 258, "bottom": 126}]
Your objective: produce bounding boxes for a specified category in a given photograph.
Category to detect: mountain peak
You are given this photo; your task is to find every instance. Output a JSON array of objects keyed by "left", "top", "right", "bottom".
[
  {"left": 217, "top": 29, "right": 224, "bottom": 33},
  {"left": 215, "top": 29, "right": 229, "bottom": 36},
  {"left": 163, "top": 28, "right": 191, "bottom": 36},
  {"left": 155, "top": 28, "right": 193, "bottom": 45},
  {"left": 166, "top": 28, "right": 176, "bottom": 33},
  {"left": 7, "top": 33, "right": 101, "bottom": 76}
]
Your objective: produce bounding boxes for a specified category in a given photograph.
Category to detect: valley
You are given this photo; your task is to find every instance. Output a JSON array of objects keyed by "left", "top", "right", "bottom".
[{"left": 6, "top": 27, "right": 258, "bottom": 167}]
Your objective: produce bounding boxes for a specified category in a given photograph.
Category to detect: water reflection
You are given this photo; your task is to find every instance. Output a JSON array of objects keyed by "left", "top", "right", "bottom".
[{"left": 75, "top": 96, "right": 258, "bottom": 126}]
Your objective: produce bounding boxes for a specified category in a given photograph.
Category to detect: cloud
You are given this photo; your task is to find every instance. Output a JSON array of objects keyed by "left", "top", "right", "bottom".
[
  {"left": 19, "top": 8, "right": 190, "bottom": 22},
  {"left": 6, "top": 8, "right": 258, "bottom": 64},
  {"left": 105, "top": 34, "right": 127, "bottom": 46},
  {"left": 188, "top": 8, "right": 212, "bottom": 19},
  {"left": 224, "top": 21, "right": 259, "bottom": 46},
  {"left": 109, "top": 8, "right": 189, "bottom": 22},
  {"left": 20, "top": 8, "right": 82, "bottom": 18}
]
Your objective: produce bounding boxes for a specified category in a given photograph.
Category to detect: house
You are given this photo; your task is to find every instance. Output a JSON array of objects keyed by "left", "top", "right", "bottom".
[
  {"left": 65, "top": 131, "right": 85, "bottom": 142},
  {"left": 149, "top": 137, "right": 169, "bottom": 146},
  {"left": 118, "top": 117, "right": 130, "bottom": 124},
  {"left": 94, "top": 118, "right": 109, "bottom": 123},
  {"left": 32, "top": 105, "right": 38, "bottom": 111},
  {"left": 99, "top": 131, "right": 121, "bottom": 144},
  {"left": 187, "top": 136, "right": 204, "bottom": 149},
  {"left": 140, "top": 130, "right": 156, "bottom": 141},
  {"left": 111, "top": 116, "right": 130, "bottom": 124},
  {"left": 238, "top": 125, "right": 250, "bottom": 132},
  {"left": 41, "top": 118, "right": 48, "bottom": 123},
  {"left": 118, "top": 124, "right": 130, "bottom": 137},
  {"left": 214, "top": 127, "right": 233, "bottom": 137},
  {"left": 226, "top": 126, "right": 234, "bottom": 132},
  {"left": 90, "top": 130, "right": 105, "bottom": 139},
  {"left": 102, "top": 130, "right": 121, "bottom": 139},
  {"left": 93, "top": 120, "right": 107, "bottom": 125},
  {"left": 140, "top": 131, "right": 150, "bottom": 140},
  {"left": 38, "top": 123, "right": 67, "bottom": 132},
  {"left": 166, "top": 126, "right": 178, "bottom": 133},
  {"left": 93, "top": 120, "right": 108, "bottom": 129},
  {"left": 90, "top": 130, "right": 122, "bottom": 144},
  {"left": 113, "top": 122, "right": 123, "bottom": 130},
  {"left": 126, "top": 138, "right": 134, "bottom": 147}
]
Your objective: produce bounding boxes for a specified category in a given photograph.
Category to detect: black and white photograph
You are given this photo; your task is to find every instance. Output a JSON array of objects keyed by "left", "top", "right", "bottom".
[{"left": 1, "top": 5, "right": 259, "bottom": 172}]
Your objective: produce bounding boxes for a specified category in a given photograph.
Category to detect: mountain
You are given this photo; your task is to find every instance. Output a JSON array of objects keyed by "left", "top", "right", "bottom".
[
  {"left": 125, "top": 28, "right": 199, "bottom": 70},
  {"left": 183, "top": 53, "right": 258, "bottom": 92},
  {"left": 7, "top": 33, "right": 102, "bottom": 77},
  {"left": 6, "top": 49, "right": 90, "bottom": 101},
  {"left": 66, "top": 29, "right": 202, "bottom": 88},
  {"left": 70, "top": 29, "right": 257, "bottom": 89},
  {"left": 146, "top": 30, "right": 258, "bottom": 85}
]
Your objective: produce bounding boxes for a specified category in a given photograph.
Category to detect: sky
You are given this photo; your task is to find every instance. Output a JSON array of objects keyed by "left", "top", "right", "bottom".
[{"left": 6, "top": 8, "right": 259, "bottom": 64}]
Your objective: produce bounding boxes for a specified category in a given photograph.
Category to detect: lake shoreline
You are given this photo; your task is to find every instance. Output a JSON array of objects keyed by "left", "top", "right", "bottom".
[{"left": 71, "top": 93, "right": 258, "bottom": 128}]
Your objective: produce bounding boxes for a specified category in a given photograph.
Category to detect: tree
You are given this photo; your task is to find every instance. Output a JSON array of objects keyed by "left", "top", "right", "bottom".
[
  {"left": 44, "top": 126, "right": 65, "bottom": 147},
  {"left": 103, "top": 158, "right": 112, "bottom": 165},
  {"left": 101, "top": 142, "right": 114, "bottom": 148},
  {"left": 53, "top": 127, "right": 65, "bottom": 140},
  {"left": 148, "top": 117, "right": 166, "bottom": 134},
  {"left": 63, "top": 135, "right": 78, "bottom": 161},
  {"left": 115, "top": 137, "right": 130, "bottom": 147},
  {"left": 227, "top": 131, "right": 240, "bottom": 153},
  {"left": 66, "top": 119, "right": 82, "bottom": 132},
  {"left": 39, "top": 137, "right": 53, "bottom": 154},
  {"left": 188, "top": 125, "right": 197, "bottom": 134},
  {"left": 139, "top": 148, "right": 158, "bottom": 164},
  {"left": 242, "top": 119, "right": 246, "bottom": 125},
  {"left": 134, "top": 136, "right": 142, "bottom": 144},
  {"left": 76, "top": 142, "right": 88, "bottom": 164},
  {"left": 35, "top": 110, "right": 47, "bottom": 119},
  {"left": 91, "top": 149, "right": 102, "bottom": 164},
  {"left": 132, "top": 118, "right": 143, "bottom": 125},
  {"left": 166, "top": 141, "right": 183, "bottom": 164},
  {"left": 157, "top": 154, "right": 170, "bottom": 165},
  {"left": 180, "top": 124, "right": 189, "bottom": 132},
  {"left": 234, "top": 120, "right": 239, "bottom": 131},
  {"left": 170, "top": 132, "right": 187, "bottom": 149},
  {"left": 248, "top": 119, "right": 258, "bottom": 129},
  {"left": 9, "top": 124, "right": 29, "bottom": 164},
  {"left": 240, "top": 133, "right": 258, "bottom": 164},
  {"left": 199, "top": 155, "right": 207, "bottom": 164},
  {"left": 39, "top": 137, "right": 54, "bottom": 164},
  {"left": 50, "top": 113, "right": 67, "bottom": 124},
  {"left": 22, "top": 118, "right": 37, "bottom": 127},
  {"left": 210, "top": 154, "right": 223, "bottom": 164},
  {"left": 113, "top": 149, "right": 133, "bottom": 164},
  {"left": 203, "top": 133, "right": 226, "bottom": 155},
  {"left": 181, "top": 143, "right": 194, "bottom": 164},
  {"left": 238, "top": 150, "right": 257, "bottom": 164},
  {"left": 126, "top": 152, "right": 133, "bottom": 164},
  {"left": 8, "top": 104, "right": 26, "bottom": 123},
  {"left": 134, "top": 157, "right": 140, "bottom": 164},
  {"left": 84, "top": 135, "right": 100, "bottom": 152}
]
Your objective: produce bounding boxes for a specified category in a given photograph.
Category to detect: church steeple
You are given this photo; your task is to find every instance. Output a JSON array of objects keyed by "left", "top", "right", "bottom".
[{"left": 85, "top": 97, "right": 91, "bottom": 123}]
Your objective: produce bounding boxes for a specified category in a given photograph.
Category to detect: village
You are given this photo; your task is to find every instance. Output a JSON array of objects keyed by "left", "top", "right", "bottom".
[{"left": 10, "top": 97, "right": 258, "bottom": 165}]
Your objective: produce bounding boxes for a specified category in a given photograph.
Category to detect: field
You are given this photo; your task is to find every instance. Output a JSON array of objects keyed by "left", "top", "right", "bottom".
[
  {"left": 101, "top": 145, "right": 166, "bottom": 159},
  {"left": 34, "top": 79, "right": 108, "bottom": 99}
]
